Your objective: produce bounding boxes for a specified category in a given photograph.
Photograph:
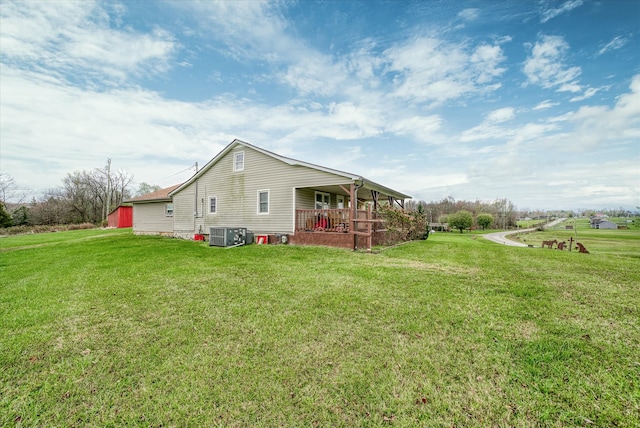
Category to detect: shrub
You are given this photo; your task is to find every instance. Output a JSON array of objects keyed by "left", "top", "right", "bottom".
[
  {"left": 0, "top": 223, "right": 96, "bottom": 236},
  {"left": 449, "top": 210, "right": 473, "bottom": 233},
  {"left": 377, "top": 206, "right": 429, "bottom": 244}
]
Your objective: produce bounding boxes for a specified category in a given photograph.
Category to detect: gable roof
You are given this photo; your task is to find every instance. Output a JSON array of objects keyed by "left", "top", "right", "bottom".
[
  {"left": 125, "top": 184, "right": 182, "bottom": 203},
  {"left": 107, "top": 204, "right": 132, "bottom": 216},
  {"left": 599, "top": 219, "right": 617, "bottom": 225},
  {"left": 170, "top": 139, "right": 411, "bottom": 199}
]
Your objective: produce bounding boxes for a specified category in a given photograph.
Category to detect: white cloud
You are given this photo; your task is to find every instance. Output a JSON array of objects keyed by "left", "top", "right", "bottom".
[
  {"left": 459, "top": 124, "right": 511, "bottom": 143},
  {"left": 465, "top": 75, "right": 639, "bottom": 160},
  {"left": 471, "top": 44, "right": 507, "bottom": 84},
  {"left": 569, "top": 86, "right": 603, "bottom": 102},
  {"left": 169, "top": 2, "right": 509, "bottom": 123},
  {"left": 181, "top": 1, "right": 292, "bottom": 62},
  {"left": 386, "top": 115, "right": 445, "bottom": 144},
  {"left": 0, "top": 1, "right": 176, "bottom": 85},
  {"left": 452, "top": 76, "right": 639, "bottom": 208},
  {"left": 540, "top": 0, "right": 584, "bottom": 23},
  {"left": 346, "top": 41, "right": 384, "bottom": 86},
  {"left": 0, "top": 64, "right": 440, "bottom": 192},
  {"left": 560, "top": 75, "right": 640, "bottom": 150},
  {"left": 280, "top": 57, "right": 348, "bottom": 97},
  {"left": 458, "top": 8, "right": 480, "bottom": 21},
  {"left": 533, "top": 99, "right": 559, "bottom": 110},
  {"left": 384, "top": 37, "right": 507, "bottom": 105},
  {"left": 523, "top": 35, "right": 582, "bottom": 92},
  {"left": 458, "top": 107, "right": 516, "bottom": 143},
  {"left": 597, "top": 36, "right": 628, "bottom": 56},
  {"left": 487, "top": 107, "right": 516, "bottom": 123}
]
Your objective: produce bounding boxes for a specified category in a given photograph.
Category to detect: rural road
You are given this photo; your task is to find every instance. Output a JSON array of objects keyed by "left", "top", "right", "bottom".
[{"left": 482, "top": 218, "right": 566, "bottom": 247}]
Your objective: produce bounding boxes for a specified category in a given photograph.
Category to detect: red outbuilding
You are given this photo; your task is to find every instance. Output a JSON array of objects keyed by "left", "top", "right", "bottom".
[{"left": 107, "top": 205, "right": 133, "bottom": 228}]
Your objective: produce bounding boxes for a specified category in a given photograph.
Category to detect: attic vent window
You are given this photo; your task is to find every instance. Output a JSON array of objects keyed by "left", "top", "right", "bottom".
[{"left": 233, "top": 151, "right": 244, "bottom": 172}]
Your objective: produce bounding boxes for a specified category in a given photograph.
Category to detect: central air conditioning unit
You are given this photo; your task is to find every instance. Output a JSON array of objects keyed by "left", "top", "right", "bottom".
[{"left": 209, "top": 227, "right": 247, "bottom": 247}]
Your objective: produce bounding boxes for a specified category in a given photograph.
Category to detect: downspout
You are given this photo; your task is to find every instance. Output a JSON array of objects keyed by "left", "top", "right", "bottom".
[
  {"left": 353, "top": 180, "right": 364, "bottom": 250},
  {"left": 193, "top": 162, "right": 199, "bottom": 233}
]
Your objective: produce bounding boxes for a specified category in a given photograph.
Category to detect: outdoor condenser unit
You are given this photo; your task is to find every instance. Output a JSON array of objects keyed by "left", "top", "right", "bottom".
[{"left": 209, "top": 227, "right": 247, "bottom": 247}]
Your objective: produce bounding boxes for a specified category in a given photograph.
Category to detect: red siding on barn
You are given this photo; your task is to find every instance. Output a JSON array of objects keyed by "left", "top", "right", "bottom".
[{"left": 107, "top": 206, "right": 133, "bottom": 228}]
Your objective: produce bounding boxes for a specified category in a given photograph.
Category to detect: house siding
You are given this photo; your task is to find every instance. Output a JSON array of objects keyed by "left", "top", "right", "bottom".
[
  {"left": 132, "top": 202, "right": 173, "bottom": 235},
  {"left": 173, "top": 188, "right": 196, "bottom": 233},
  {"left": 172, "top": 145, "right": 353, "bottom": 237},
  {"left": 295, "top": 188, "right": 350, "bottom": 210}
]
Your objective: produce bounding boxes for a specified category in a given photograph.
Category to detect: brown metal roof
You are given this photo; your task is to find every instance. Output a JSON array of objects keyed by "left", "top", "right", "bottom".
[{"left": 125, "top": 184, "right": 182, "bottom": 203}]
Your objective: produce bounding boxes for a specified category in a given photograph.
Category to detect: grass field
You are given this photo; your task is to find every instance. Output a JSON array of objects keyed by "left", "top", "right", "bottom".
[
  {"left": 1, "top": 228, "right": 639, "bottom": 426},
  {"left": 509, "top": 218, "right": 640, "bottom": 259}
]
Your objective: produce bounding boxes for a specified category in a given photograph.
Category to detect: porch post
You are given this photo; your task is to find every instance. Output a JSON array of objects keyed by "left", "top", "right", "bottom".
[
  {"left": 350, "top": 183, "right": 356, "bottom": 249},
  {"left": 371, "top": 190, "right": 379, "bottom": 210},
  {"left": 367, "top": 203, "right": 372, "bottom": 251}
]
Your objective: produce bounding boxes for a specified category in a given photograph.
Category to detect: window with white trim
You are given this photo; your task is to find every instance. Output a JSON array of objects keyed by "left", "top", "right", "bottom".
[
  {"left": 257, "top": 190, "right": 269, "bottom": 214},
  {"left": 233, "top": 151, "right": 244, "bottom": 172},
  {"left": 165, "top": 203, "right": 173, "bottom": 217},
  {"left": 209, "top": 196, "right": 218, "bottom": 214},
  {"left": 315, "top": 191, "right": 330, "bottom": 210}
]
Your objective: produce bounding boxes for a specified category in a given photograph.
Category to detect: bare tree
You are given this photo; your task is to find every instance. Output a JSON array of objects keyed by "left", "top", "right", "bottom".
[
  {"left": 134, "top": 182, "right": 162, "bottom": 197},
  {"left": 111, "top": 169, "right": 133, "bottom": 208},
  {"left": 28, "top": 190, "right": 70, "bottom": 225},
  {"left": 0, "top": 172, "right": 29, "bottom": 207}
]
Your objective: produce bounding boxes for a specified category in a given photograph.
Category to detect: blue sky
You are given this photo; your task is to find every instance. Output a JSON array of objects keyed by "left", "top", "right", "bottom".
[{"left": 1, "top": 0, "right": 638, "bottom": 211}]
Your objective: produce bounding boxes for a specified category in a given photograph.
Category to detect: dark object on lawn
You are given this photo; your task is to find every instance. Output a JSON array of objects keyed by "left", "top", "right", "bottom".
[
  {"left": 576, "top": 242, "right": 590, "bottom": 254},
  {"left": 557, "top": 241, "right": 567, "bottom": 250},
  {"left": 542, "top": 239, "right": 557, "bottom": 249}
]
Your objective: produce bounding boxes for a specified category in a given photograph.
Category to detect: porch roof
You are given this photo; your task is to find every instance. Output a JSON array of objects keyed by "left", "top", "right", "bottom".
[{"left": 304, "top": 181, "right": 410, "bottom": 202}]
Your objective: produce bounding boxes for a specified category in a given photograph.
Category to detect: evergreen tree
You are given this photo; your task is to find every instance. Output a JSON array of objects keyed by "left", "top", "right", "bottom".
[{"left": 0, "top": 203, "right": 13, "bottom": 228}]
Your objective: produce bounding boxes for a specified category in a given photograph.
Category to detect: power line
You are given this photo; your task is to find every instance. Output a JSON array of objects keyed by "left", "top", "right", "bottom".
[{"left": 150, "top": 162, "right": 198, "bottom": 183}]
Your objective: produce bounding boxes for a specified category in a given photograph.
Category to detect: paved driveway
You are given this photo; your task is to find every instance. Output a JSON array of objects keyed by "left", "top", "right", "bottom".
[
  {"left": 482, "top": 218, "right": 566, "bottom": 247},
  {"left": 482, "top": 230, "right": 533, "bottom": 247}
]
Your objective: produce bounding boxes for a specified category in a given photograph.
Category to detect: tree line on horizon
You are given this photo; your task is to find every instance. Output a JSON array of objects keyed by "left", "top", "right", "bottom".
[{"left": 0, "top": 168, "right": 159, "bottom": 228}]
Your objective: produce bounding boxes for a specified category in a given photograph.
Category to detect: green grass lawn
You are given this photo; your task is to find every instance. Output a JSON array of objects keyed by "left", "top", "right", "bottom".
[
  {"left": 1, "top": 229, "right": 638, "bottom": 426},
  {"left": 516, "top": 219, "right": 546, "bottom": 228},
  {"left": 508, "top": 218, "right": 640, "bottom": 259}
]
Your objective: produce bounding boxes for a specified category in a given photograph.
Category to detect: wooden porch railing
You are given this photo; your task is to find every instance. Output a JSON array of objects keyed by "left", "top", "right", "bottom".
[
  {"left": 296, "top": 209, "right": 351, "bottom": 232},
  {"left": 295, "top": 207, "right": 394, "bottom": 250},
  {"left": 295, "top": 208, "right": 387, "bottom": 234}
]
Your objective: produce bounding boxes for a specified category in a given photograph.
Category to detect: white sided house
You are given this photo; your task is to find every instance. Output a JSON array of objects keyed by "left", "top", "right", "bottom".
[
  {"left": 126, "top": 184, "right": 181, "bottom": 236},
  {"left": 590, "top": 218, "right": 618, "bottom": 229},
  {"left": 166, "top": 139, "right": 411, "bottom": 250}
]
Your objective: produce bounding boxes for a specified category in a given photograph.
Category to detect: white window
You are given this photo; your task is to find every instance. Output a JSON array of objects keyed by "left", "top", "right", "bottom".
[
  {"left": 315, "top": 191, "right": 330, "bottom": 210},
  {"left": 233, "top": 151, "right": 244, "bottom": 172},
  {"left": 258, "top": 190, "right": 269, "bottom": 214},
  {"left": 165, "top": 203, "right": 173, "bottom": 217},
  {"left": 209, "top": 196, "right": 217, "bottom": 214}
]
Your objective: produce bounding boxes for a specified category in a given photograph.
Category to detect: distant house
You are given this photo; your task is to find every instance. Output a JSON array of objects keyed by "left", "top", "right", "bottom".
[
  {"left": 107, "top": 205, "right": 132, "bottom": 228},
  {"left": 590, "top": 218, "right": 618, "bottom": 229},
  {"left": 125, "top": 184, "right": 181, "bottom": 236},
  {"left": 131, "top": 139, "right": 411, "bottom": 250},
  {"left": 430, "top": 222, "right": 450, "bottom": 232}
]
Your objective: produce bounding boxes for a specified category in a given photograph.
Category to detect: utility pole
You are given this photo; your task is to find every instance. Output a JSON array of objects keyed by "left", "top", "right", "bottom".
[{"left": 103, "top": 158, "right": 111, "bottom": 223}]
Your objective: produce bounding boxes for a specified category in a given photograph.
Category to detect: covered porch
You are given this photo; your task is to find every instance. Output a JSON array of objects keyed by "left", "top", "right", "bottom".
[{"left": 291, "top": 180, "right": 410, "bottom": 250}]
